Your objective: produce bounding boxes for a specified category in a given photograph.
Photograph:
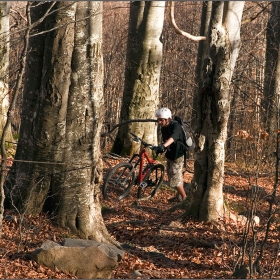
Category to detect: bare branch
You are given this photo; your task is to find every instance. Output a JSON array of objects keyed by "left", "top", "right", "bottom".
[
  {"left": 169, "top": 1, "right": 206, "bottom": 42},
  {"left": 10, "top": 8, "right": 27, "bottom": 22},
  {"left": 241, "top": 2, "right": 271, "bottom": 25},
  {"left": 101, "top": 119, "right": 157, "bottom": 137}
]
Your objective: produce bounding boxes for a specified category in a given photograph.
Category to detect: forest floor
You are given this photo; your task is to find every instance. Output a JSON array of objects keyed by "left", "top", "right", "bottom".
[{"left": 0, "top": 157, "right": 280, "bottom": 279}]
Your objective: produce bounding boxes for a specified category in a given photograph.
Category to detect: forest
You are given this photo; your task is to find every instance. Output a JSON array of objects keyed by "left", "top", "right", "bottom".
[{"left": 0, "top": 1, "right": 280, "bottom": 279}]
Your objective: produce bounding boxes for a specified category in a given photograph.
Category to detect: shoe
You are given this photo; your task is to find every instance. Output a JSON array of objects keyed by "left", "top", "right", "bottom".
[
  {"left": 168, "top": 195, "right": 180, "bottom": 203},
  {"left": 168, "top": 194, "right": 186, "bottom": 203}
]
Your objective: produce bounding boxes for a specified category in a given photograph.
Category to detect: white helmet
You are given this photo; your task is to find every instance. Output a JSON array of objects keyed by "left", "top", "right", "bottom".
[{"left": 156, "top": 107, "right": 172, "bottom": 119}]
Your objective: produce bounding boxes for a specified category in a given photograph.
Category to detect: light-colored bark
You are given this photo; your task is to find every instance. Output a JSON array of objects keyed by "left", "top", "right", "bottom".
[
  {"left": 0, "top": 2, "right": 12, "bottom": 141},
  {"left": 0, "top": 2, "right": 10, "bottom": 111},
  {"left": 54, "top": 1, "right": 107, "bottom": 241},
  {"left": 190, "top": 1, "right": 244, "bottom": 222},
  {"left": 1, "top": 2, "right": 32, "bottom": 237},
  {"left": 6, "top": 2, "right": 111, "bottom": 242},
  {"left": 0, "top": 1, "right": 11, "bottom": 237},
  {"left": 169, "top": 1, "right": 206, "bottom": 42},
  {"left": 112, "top": 1, "right": 165, "bottom": 156}
]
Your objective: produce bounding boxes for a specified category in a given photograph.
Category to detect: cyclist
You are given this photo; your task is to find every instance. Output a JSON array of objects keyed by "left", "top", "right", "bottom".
[{"left": 155, "top": 107, "right": 187, "bottom": 202}]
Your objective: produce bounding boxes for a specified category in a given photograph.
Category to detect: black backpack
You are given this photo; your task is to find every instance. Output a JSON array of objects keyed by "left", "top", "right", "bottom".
[{"left": 174, "top": 116, "right": 195, "bottom": 167}]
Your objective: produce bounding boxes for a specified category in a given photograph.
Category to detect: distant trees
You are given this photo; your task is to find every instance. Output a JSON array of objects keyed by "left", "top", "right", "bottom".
[
  {"left": 102, "top": 2, "right": 129, "bottom": 133},
  {"left": 112, "top": 1, "right": 165, "bottom": 156}
]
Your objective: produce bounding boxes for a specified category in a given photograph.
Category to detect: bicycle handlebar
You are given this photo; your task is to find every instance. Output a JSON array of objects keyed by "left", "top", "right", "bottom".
[
  {"left": 129, "top": 132, "right": 159, "bottom": 158},
  {"left": 129, "top": 132, "right": 155, "bottom": 148}
]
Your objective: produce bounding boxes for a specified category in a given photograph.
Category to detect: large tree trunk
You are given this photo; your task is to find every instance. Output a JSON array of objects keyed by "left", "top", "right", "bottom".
[
  {"left": 5, "top": 2, "right": 111, "bottom": 242},
  {"left": 263, "top": 2, "right": 280, "bottom": 134},
  {"left": 9, "top": 2, "right": 49, "bottom": 167},
  {"left": 0, "top": 1, "right": 11, "bottom": 237},
  {"left": 5, "top": 1, "right": 74, "bottom": 213},
  {"left": 190, "top": 2, "right": 244, "bottom": 221},
  {"left": 52, "top": 1, "right": 106, "bottom": 240},
  {"left": 192, "top": 1, "right": 212, "bottom": 128},
  {"left": 0, "top": 2, "right": 13, "bottom": 142},
  {"left": 112, "top": 1, "right": 165, "bottom": 156}
]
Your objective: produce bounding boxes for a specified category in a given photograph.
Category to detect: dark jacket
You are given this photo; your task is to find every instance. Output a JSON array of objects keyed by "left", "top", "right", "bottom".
[{"left": 161, "top": 120, "right": 185, "bottom": 161}]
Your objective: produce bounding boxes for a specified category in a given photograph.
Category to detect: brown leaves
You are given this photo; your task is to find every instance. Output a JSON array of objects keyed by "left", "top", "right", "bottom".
[
  {"left": 0, "top": 212, "right": 77, "bottom": 279},
  {"left": 1, "top": 157, "right": 280, "bottom": 279},
  {"left": 102, "top": 162, "right": 280, "bottom": 279}
]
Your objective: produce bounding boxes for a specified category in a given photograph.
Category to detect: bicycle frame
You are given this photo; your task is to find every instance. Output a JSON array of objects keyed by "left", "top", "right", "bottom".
[
  {"left": 129, "top": 147, "right": 156, "bottom": 186},
  {"left": 102, "top": 132, "right": 164, "bottom": 201}
]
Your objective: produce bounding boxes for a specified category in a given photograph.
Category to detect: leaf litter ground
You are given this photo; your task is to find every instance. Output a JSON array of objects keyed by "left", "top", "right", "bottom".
[{"left": 1, "top": 158, "right": 280, "bottom": 279}]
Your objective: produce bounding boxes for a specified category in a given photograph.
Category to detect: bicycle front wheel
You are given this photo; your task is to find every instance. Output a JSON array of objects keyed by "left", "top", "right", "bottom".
[
  {"left": 102, "top": 162, "right": 135, "bottom": 200},
  {"left": 137, "top": 164, "right": 164, "bottom": 200}
]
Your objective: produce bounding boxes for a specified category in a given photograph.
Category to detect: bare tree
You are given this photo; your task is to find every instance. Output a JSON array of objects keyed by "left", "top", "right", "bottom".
[
  {"left": 5, "top": 2, "right": 113, "bottom": 242},
  {"left": 263, "top": 1, "right": 280, "bottom": 134},
  {"left": 0, "top": 2, "right": 13, "bottom": 141},
  {"left": 1, "top": 1, "right": 31, "bottom": 237},
  {"left": 192, "top": 1, "right": 212, "bottom": 128},
  {"left": 190, "top": 2, "right": 245, "bottom": 221},
  {"left": 0, "top": 1, "right": 12, "bottom": 237},
  {"left": 112, "top": 1, "right": 165, "bottom": 156}
]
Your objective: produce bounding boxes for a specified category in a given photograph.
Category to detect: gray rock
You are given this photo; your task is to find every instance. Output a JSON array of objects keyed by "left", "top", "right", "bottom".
[{"left": 30, "top": 238, "right": 124, "bottom": 279}]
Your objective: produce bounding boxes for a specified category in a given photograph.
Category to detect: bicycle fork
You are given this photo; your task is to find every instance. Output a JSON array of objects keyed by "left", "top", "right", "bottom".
[
  {"left": 137, "top": 164, "right": 152, "bottom": 188},
  {"left": 120, "top": 166, "right": 136, "bottom": 187}
]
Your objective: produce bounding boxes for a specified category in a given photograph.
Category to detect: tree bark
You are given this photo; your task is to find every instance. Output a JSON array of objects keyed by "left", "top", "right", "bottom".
[
  {"left": 0, "top": 1, "right": 11, "bottom": 237},
  {"left": 6, "top": 2, "right": 112, "bottom": 242},
  {"left": 5, "top": 2, "right": 74, "bottom": 212},
  {"left": 1, "top": 2, "right": 33, "bottom": 236},
  {"left": 52, "top": 1, "right": 107, "bottom": 240},
  {"left": 0, "top": 2, "right": 13, "bottom": 142},
  {"left": 263, "top": 2, "right": 280, "bottom": 134},
  {"left": 190, "top": 2, "right": 244, "bottom": 221},
  {"left": 112, "top": 1, "right": 165, "bottom": 156},
  {"left": 192, "top": 2, "right": 212, "bottom": 128}
]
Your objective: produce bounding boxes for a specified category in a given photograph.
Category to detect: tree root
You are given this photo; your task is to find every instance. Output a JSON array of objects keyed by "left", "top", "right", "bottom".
[
  {"left": 167, "top": 199, "right": 260, "bottom": 226},
  {"left": 167, "top": 198, "right": 190, "bottom": 213}
]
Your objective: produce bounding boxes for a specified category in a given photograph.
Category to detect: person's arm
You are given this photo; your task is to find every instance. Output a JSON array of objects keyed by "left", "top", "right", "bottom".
[
  {"left": 163, "top": 121, "right": 181, "bottom": 148},
  {"left": 163, "top": 137, "right": 174, "bottom": 148}
]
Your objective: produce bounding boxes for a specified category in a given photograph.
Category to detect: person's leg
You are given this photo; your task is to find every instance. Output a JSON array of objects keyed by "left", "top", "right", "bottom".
[
  {"left": 176, "top": 183, "right": 186, "bottom": 201},
  {"left": 167, "top": 156, "right": 186, "bottom": 201},
  {"left": 174, "top": 156, "right": 186, "bottom": 200}
]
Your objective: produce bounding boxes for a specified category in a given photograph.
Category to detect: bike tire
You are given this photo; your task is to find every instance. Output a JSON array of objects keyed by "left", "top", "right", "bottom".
[
  {"left": 102, "top": 162, "right": 135, "bottom": 200},
  {"left": 137, "top": 164, "right": 165, "bottom": 199}
]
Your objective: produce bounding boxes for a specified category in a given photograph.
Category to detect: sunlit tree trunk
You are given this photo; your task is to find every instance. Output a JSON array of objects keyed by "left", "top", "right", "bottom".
[
  {"left": 190, "top": 2, "right": 244, "bottom": 221},
  {"left": 53, "top": 1, "right": 107, "bottom": 240},
  {"left": 6, "top": 2, "right": 111, "bottom": 242},
  {"left": 0, "top": 2, "right": 13, "bottom": 141},
  {"left": 112, "top": 1, "right": 165, "bottom": 156}
]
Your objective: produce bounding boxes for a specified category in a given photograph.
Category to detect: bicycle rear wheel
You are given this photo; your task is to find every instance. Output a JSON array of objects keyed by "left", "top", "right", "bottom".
[
  {"left": 102, "top": 162, "right": 135, "bottom": 200},
  {"left": 137, "top": 164, "right": 164, "bottom": 199}
]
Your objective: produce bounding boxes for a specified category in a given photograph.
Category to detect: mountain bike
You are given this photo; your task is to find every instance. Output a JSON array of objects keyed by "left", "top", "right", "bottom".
[{"left": 102, "top": 132, "right": 165, "bottom": 201}]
